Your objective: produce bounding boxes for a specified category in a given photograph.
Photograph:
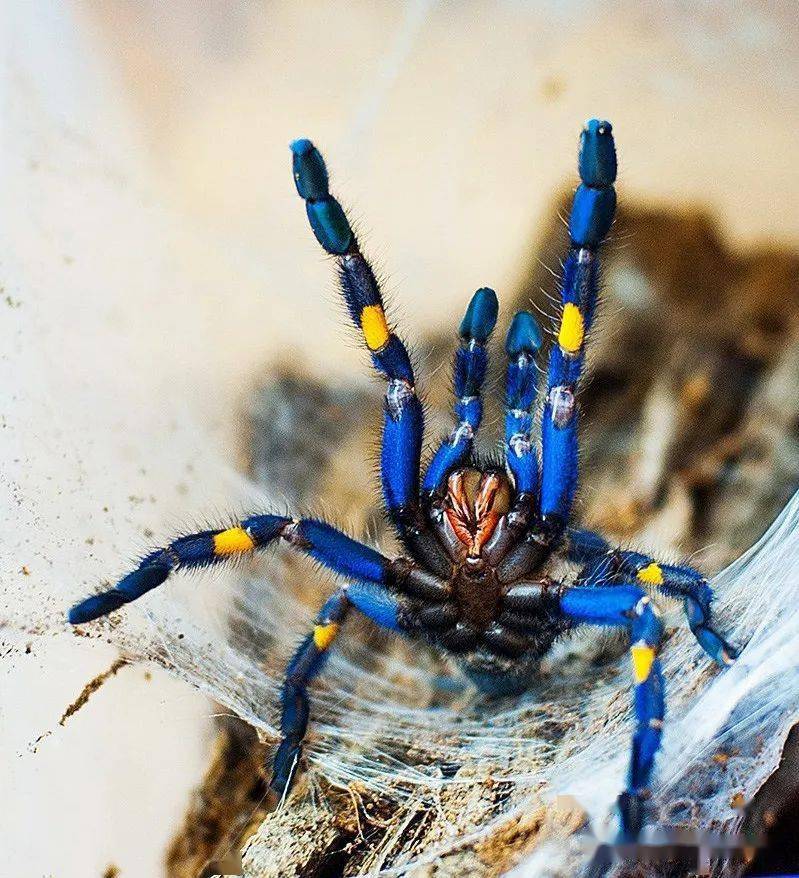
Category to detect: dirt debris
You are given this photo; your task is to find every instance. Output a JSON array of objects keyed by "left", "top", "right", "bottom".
[{"left": 59, "top": 657, "right": 128, "bottom": 727}]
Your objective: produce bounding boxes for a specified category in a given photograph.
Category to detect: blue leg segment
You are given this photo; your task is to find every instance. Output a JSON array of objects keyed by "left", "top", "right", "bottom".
[
  {"left": 504, "top": 310, "right": 543, "bottom": 494},
  {"left": 540, "top": 120, "right": 617, "bottom": 528},
  {"left": 574, "top": 551, "right": 623, "bottom": 587},
  {"left": 290, "top": 139, "right": 425, "bottom": 536},
  {"left": 559, "top": 582, "right": 665, "bottom": 841},
  {"left": 567, "top": 526, "right": 613, "bottom": 564},
  {"left": 272, "top": 590, "right": 350, "bottom": 798},
  {"left": 68, "top": 515, "right": 391, "bottom": 624},
  {"left": 423, "top": 288, "right": 498, "bottom": 494},
  {"left": 568, "top": 527, "right": 738, "bottom": 666},
  {"left": 271, "top": 581, "right": 403, "bottom": 797}
]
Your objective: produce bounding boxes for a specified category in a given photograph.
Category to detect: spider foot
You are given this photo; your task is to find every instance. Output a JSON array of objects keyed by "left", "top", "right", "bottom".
[
  {"left": 685, "top": 590, "right": 738, "bottom": 666},
  {"left": 616, "top": 790, "right": 645, "bottom": 843},
  {"left": 68, "top": 554, "right": 172, "bottom": 623},
  {"left": 269, "top": 738, "right": 304, "bottom": 804},
  {"left": 692, "top": 624, "right": 739, "bottom": 667}
]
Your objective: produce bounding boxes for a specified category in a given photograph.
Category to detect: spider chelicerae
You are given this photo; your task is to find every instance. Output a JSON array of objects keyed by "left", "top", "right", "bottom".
[{"left": 69, "top": 119, "right": 738, "bottom": 840}]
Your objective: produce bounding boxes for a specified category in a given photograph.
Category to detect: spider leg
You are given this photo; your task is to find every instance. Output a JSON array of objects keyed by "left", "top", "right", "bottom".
[
  {"left": 504, "top": 310, "right": 543, "bottom": 496},
  {"left": 290, "top": 140, "right": 447, "bottom": 572},
  {"left": 568, "top": 527, "right": 738, "bottom": 666},
  {"left": 422, "top": 288, "right": 498, "bottom": 495},
  {"left": 558, "top": 582, "right": 665, "bottom": 842},
  {"left": 480, "top": 311, "right": 553, "bottom": 578},
  {"left": 68, "top": 515, "right": 399, "bottom": 623},
  {"left": 271, "top": 581, "right": 404, "bottom": 797},
  {"left": 539, "top": 121, "right": 617, "bottom": 533}
]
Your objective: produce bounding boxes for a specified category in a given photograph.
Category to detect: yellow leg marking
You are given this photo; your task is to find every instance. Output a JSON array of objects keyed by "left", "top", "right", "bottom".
[
  {"left": 630, "top": 642, "right": 656, "bottom": 683},
  {"left": 313, "top": 622, "right": 340, "bottom": 651},
  {"left": 637, "top": 562, "right": 664, "bottom": 586},
  {"left": 558, "top": 303, "right": 585, "bottom": 354},
  {"left": 213, "top": 526, "right": 255, "bottom": 556},
  {"left": 361, "top": 304, "right": 390, "bottom": 351}
]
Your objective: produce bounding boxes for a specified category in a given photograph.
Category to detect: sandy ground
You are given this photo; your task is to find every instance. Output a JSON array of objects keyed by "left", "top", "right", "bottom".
[{"left": 2, "top": 2, "right": 798, "bottom": 876}]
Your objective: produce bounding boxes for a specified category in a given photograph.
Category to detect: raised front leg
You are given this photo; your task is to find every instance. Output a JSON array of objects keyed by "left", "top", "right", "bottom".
[
  {"left": 423, "top": 287, "right": 498, "bottom": 495},
  {"left": 540, "top": 120, "right": 617, "bottom": 532},
  {"left": 504, "top": 310, "right": 543, "bottom": 497},
  {"left": 290, "top": 140, "right": 447, "bottom": 572},
  {"left": 569, "top": 527, "right": 738, "bottom": 666},
  {"left": 559, "top": 582, "right": 665, "bottom": 841}
]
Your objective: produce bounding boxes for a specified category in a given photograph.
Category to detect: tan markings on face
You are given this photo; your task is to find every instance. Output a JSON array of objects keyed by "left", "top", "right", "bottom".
[
  {"left": 445, "top": 468, "right": 511, "bottom": 557},
  {"left": 471, "top": 472, "right": 510, "bottom": 556}
]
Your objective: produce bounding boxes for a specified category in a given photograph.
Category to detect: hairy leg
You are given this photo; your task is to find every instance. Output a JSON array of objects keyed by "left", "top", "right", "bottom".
[
  {"left": 272, "top": 580, "right": 405, "bottom": 797},
  {"left": 423, "top": 287, "right": 498, "bottom": 495},
  {"left": 569, "top": 527, "right": 738, "bottom": 665},
  {"left": 69, "top": 514, "right": 415, "bottom": 624},
  {"left": 290, "top": 140, "right": 448, "bottom": 572},
  {"left": 539, "top": 121, "right": 617, "bottom": 532},
  {"left": 503, "top": 310, "right": 543, "bottom": 497},
  {"left": 559, "top": 582, "right": 665, "bottom": 841}
]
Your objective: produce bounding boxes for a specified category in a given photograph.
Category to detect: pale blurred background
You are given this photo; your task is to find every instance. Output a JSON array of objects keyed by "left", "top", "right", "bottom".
[{"left": 2, "top": 2, "right": 798, "bottom": 876}]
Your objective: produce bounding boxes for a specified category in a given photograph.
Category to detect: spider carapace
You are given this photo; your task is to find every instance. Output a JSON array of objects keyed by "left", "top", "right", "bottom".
[{"left": 69, "top": 120, "right": 738, "bottom": 841}]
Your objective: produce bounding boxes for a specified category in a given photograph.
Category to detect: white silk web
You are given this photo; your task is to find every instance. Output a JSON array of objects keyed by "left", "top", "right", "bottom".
[{"left": 27, "top": 484, "right": 798, "bottom": 875}]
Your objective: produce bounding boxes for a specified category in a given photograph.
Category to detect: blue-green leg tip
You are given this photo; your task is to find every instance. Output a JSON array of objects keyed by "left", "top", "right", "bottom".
[
  {"left": 460, "top": 287, "right": 499, "bottom": 342},
  {"left": 505, "top": 310, "right": 543, "bottom": 357},
  {"left": 569, "top": 183, "right": 617, "bottom": 247},
  {"left": 290, "top": 138, "right": 330, "bottom": 200},
  {"left": 306, "top": 198, "right": 353, "bottom": 255},
  {"left": 579, "top": 119, "right": 617, "bottom": 187}
]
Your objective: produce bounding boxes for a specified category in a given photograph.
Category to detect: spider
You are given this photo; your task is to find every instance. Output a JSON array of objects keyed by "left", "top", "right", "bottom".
[{"left": 69, "top": 120, "right": 738, "bottom": 841}]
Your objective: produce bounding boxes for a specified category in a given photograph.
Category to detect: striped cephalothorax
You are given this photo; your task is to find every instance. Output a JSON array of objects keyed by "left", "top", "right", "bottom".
[{"left": 69, "top": 121, "right": 738, "bottom": 842}]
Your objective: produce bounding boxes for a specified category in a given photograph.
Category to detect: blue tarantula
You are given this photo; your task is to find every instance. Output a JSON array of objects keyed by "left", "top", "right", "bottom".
[{"left": 69, "top": 120, "right": 737, "bottom": 840}]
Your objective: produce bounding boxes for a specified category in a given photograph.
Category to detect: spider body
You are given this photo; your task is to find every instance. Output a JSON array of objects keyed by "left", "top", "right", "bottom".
[
  {"left": 69, "top": 121, "right": 737, "bottom": 841},
  {"left": 392, "top": 465, "right": 566, "bottom": 690}
]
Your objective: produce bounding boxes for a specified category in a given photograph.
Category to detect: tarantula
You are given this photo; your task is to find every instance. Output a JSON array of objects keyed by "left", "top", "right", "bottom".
[{"left": 69, "top": 120, "right": 737, "bottom": 840}]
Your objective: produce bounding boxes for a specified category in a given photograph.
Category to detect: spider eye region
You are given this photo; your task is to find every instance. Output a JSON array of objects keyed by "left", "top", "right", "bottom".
[{"left": 444, "top": 468, "right": 511, "bottom": 557}]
